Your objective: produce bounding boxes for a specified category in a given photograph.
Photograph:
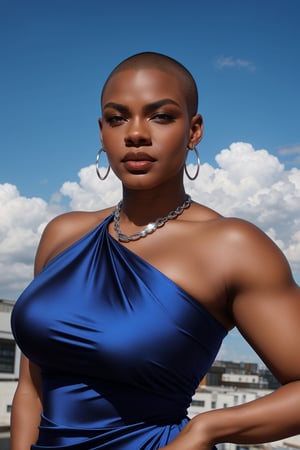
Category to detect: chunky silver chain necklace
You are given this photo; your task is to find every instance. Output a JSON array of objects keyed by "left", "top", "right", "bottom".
[{"left": 113, "top": 195, "right": 192, "bottom": 242}]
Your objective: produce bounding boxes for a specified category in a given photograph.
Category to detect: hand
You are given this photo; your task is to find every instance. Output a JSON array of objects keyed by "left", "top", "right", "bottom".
[{"left": 158, "top": 417, "right": 214, "bottom": 450}]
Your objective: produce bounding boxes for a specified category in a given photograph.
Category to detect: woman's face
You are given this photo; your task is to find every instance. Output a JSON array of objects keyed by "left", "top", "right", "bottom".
[{"left": 99, "top": 68, "right": 202, "bottom": 191}]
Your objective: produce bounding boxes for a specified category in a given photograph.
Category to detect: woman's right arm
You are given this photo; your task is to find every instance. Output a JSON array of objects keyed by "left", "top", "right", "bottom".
[
  {"left": 10, "top": 353, "right": 43, "bottom": 450},
  {"left": 10, "top": 214, "right": 79, "bottom": 449},
  {"left": 10, "top": 211, "right": 107, "bottom": 449}
]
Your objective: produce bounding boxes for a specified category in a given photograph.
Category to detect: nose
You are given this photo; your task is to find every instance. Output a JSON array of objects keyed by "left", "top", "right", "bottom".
[{"left": 124, "top": 118, "right": 151, "bottom": 147}]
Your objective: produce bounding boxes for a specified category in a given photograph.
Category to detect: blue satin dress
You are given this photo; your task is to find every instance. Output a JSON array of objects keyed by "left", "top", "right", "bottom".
[{"left": 11, "top": 214, "right": 227, "bottom": 449}]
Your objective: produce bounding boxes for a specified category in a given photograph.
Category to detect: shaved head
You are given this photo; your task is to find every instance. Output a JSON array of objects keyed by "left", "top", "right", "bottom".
[{"left": 101, "top": 52, "right": 198, "bottom": 118}]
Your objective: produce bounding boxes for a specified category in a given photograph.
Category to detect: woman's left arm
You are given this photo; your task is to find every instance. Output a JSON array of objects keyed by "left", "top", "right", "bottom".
[
  {"left": 161, "top": 220, "right": 300, "bottom": 450},
  {"left": 161, "top": 378, "right": 300, "bottom": 450}
]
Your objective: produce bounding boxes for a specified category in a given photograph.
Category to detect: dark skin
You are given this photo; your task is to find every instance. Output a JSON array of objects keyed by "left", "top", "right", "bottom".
[{"left": 11, "top": 66, "right": 300, "bottom": 450}]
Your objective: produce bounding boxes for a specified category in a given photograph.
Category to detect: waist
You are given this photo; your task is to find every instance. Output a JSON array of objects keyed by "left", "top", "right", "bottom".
[
  {"left": 34, "top": 414, "right": 189, "bottom": 449},
  {"left": 42, "top": 374, "right": 188, "bottom": 429}
]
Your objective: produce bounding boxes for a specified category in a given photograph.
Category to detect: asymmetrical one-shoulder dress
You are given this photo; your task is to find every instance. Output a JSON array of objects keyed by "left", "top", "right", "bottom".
[{"left": 11, "top": 214, "right": 227, "bottom": 449}]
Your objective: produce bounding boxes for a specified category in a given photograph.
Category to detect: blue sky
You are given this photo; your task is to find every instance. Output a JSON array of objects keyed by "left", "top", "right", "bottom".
[
  {"left": 0, "top": 0, "right": 300, "bottom": 365},
  {"left": 1, "top": 0, "right": 299, "bottom": 198}
]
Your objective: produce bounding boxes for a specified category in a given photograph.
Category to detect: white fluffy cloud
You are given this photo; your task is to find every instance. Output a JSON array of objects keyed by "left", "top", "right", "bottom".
[
  {"left": 0, "top": 184, "right": 63, "bottom": 298},
  {"left": 60, "top": 166, "right": 121, "bottom": 211},
  {"left": 185, "top": 143, "right": 300, "bottom": 272},
  {"left": 1, "top": 142, "right": 300, "bottom": 300}
]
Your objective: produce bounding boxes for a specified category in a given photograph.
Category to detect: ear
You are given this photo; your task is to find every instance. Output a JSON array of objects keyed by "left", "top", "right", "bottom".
[{"left": 188, "top": 114, "right": 203, "bottom": 148}]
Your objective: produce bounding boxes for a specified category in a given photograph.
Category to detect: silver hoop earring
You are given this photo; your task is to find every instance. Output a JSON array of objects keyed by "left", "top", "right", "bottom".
[
  {"left": 96, "top": 148, "right": 110, "bottom": 180},
  {"left": 184, "top": 146, "right": 200, "bottom": 180}
]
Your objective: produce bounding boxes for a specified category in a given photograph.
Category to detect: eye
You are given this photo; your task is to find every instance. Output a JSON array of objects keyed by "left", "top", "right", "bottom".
[
  {"left": 151, "top": 113, "right": 175, "bottom": 123},
  {"left": 105, "top": 115, "right": 126, "bottom": 126}
]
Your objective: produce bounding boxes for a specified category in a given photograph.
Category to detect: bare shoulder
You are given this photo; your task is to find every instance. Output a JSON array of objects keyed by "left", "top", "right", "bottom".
[
  {"left": 209, "top": 214, "right": 293, "bottom": 286},
  {"left": 34, "top": 207, "right": 114, "bottom": 275},
  {"left": 189, "top": 203, "right": 294, "bottom": 287}
]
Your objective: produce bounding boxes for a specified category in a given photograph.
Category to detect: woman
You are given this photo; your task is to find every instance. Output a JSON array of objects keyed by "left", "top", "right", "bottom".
[{"left": 11, "top": 52, "right": 300, "bottom": 449}]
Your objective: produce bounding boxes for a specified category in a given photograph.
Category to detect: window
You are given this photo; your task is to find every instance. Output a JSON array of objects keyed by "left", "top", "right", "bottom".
[
  {"left": 211, "top": 401, "right": 216, "bottom": 409},
  {"left": 0, "top": 339, "right": 15, "bottom": 373},
  {"left": 6, "top": 405, "right": 12, "bottom": 413},
  {"left": 191, "top": 400, "right": 205, "bottom": 407}
]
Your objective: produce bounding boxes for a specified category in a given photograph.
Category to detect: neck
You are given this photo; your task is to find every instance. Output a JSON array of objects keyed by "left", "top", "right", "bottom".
[
  {"left": 120, "top": 188, "right": 187, "bottom": 226},
  {"left": 113, "top": 193, "right": 192, "bottom": 242}
]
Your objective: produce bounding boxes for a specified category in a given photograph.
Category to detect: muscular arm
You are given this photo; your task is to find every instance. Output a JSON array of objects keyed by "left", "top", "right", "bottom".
[
  {"left": 162, "top": 219, "right": 300, "bottom": 450},
  {"left": 10, "top": 354, "right": 43, "bottom": 450},
  {"left": 192, "top": 286, "right": 300, "bottom": 448}
]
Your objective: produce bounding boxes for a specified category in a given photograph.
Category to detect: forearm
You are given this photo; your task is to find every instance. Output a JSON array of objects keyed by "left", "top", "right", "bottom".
[
  {"left": 162, "top": 381, "right": 300, "bottom": 450},
  {"left": 192, "top": 381, "right": 300, "bottom": 446},
  {"left": 10, "top": 388, "right": 42, "bottom": 450}
]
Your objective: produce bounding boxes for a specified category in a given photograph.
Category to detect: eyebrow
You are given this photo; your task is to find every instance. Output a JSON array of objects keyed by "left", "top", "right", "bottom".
[
  {"left": 103, "top": 102, "right": 129, "bottom": 114},
  {"left": 103, "top": 99, "right": 181, "bottom": 114}
]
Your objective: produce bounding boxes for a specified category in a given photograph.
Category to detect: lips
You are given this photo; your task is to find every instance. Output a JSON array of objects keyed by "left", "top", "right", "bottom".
[
  {"left": 122, "top": 152, "right": 156, "bottom": 163},
  {"left": 121, "top": 152, "right": 156, "bottom": 173}
]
